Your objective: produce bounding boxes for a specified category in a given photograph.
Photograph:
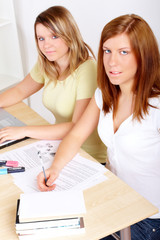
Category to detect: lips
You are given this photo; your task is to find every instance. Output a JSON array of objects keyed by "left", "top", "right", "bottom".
[
  {"left": 45, "top": 51, "right": 55, "bottom": 54},
  {"left": 109, "top": 71, "right": 121, "bottom": 76}
]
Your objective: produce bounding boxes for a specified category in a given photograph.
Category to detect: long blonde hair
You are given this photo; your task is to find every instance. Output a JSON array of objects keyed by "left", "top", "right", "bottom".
[
  {"left": 97, "top": 14, "right": 160, "bottom": 121},
  {"left": 34, "top": 6, "right": 95, "bottom": 80}
]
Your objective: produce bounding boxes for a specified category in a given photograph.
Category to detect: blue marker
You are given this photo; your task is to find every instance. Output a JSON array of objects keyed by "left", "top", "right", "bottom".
[{"left": 0, "top": 167, "right": 25, "bottom": 175}]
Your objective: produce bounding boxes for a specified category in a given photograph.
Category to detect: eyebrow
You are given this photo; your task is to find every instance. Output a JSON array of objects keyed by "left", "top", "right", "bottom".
[{"left": 103, "top": 46, "right": 131, "bottom": 50}]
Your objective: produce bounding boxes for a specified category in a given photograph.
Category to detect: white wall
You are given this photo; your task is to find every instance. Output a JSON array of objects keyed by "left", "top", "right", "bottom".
[{"left": 13, "top": 0, "right": 160, "bottom": 123}]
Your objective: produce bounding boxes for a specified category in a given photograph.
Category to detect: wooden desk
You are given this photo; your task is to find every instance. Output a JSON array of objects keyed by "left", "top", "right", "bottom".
[{"left": 0, "top": 102, "right": 158, "bottom": 240}]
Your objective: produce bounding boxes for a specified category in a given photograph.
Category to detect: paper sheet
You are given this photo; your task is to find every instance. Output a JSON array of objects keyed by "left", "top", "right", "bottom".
[
  {"left": 0, "top": 140, "right": 108, "bottom": 193},
  {"left": 0, "top": 140, "right": 60, "bottom": 169}
]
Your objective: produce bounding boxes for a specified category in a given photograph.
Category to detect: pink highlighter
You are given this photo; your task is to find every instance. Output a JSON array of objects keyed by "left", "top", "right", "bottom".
[{"left": 0, "top": 160, "right": 19, "bottom": 167}]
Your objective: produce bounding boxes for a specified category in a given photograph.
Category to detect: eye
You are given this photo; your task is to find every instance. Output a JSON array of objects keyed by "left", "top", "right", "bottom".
[
  {"left": 104, "top": 49, "right": 111, "bottom": 54},
  {"left": 52, "top": 35, "right": 58, "bottom": 39},
  {"left": 120, "top": 50, "right": 128, "bottom": 55},
  {"left": 38, "top": 37, "right": 44, "bottom": 41}
]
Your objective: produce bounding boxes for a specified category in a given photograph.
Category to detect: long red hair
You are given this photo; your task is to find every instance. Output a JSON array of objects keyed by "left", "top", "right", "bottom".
[{"left": 97, "top": 14, "right": 160, "bottom": 120}]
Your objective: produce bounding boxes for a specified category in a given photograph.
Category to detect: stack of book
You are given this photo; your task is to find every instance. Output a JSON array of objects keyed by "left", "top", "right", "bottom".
[{"left": 15, "top": 191, "right": 86, "bottom": 239}]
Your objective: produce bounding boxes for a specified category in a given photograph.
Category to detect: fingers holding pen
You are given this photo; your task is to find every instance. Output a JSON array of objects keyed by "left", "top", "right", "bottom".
[{"left": 37, "top": 168, "right": 59, "bottom": 192}]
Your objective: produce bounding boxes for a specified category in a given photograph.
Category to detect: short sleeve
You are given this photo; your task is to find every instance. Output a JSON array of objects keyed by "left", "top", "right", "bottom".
[
  {"left": 30, "top": 62, "right": 45, "bottom": 84},
  {"left": 94, "top": 88, "right": 103, "bottom": 110},
  {"left": 76, "top": 59, "right": 97, "bottom": 100}
]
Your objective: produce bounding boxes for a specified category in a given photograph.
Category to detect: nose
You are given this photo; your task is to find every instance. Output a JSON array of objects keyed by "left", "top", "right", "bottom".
[
  {"left": 44, "top": 38, "right": 52, "bottom": 48},
  {"left": 108, "top": 53, "right": 118, "bottom": 66}
]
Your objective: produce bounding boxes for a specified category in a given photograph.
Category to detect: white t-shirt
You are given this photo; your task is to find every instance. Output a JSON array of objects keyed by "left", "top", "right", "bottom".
[{"left": 95, "top": 88, "right": 160, "bottom": 218}]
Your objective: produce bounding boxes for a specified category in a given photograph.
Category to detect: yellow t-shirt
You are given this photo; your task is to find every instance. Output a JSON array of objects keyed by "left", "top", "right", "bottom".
[{"left": 30, "top": 59, "right": 107, "bottom": 163}]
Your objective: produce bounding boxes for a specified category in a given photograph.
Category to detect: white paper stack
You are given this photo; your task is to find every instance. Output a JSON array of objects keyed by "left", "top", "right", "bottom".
[{"left": 16, "top": 191, "right": 86, "bottom": 239}]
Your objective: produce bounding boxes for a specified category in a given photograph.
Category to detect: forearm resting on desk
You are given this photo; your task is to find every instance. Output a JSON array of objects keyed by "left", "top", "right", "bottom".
[{"left": 0, "top": 122, "right": 74, "bottom": 143}]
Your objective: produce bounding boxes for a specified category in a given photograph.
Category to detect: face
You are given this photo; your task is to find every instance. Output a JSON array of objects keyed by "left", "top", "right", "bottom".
[
  {"left": 103, "top": 33, "right": 137, "bottom": 91},
  {"left": 36, "top": 23, "right": 69, "bottom": 66}
]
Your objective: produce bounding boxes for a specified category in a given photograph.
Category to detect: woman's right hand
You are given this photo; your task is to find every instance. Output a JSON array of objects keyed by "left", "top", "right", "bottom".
[
  {"left": 37, "top": 167, "right": 60, "bottom": 192},
  {"left": 0, "top": 126, "right": 26, "bottom": 143}
]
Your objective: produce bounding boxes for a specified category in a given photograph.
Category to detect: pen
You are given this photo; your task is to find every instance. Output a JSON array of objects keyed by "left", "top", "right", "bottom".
[
  {"left": 42, "top": 164, "right": 47, "bottom": 185},
  {"left": 0, "top": 160, "right": 19, "bottom": 167},
  {"left": 0, "top": 167, "right": 25, "bottom": 175},
  {"left": 37, "top": 151, "right": 48, "bottom": 185}
]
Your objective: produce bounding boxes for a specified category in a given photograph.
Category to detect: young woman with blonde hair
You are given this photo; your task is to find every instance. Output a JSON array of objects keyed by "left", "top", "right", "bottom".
[
  {"left": 37, "top": 14, "right": 160, "bottom": 240},
  {"left": 0, "top": 6, "right": 107, "bottom": 163}
]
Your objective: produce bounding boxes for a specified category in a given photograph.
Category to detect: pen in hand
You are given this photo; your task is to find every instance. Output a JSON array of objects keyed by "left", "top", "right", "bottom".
[{"left": 37, "top": 151, "right": 48, "bottom": 186}]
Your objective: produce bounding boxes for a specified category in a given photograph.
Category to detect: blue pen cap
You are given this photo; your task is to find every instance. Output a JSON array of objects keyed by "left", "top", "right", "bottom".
[{"left": 0, "top": 168, "right": 7, "bottom": 175}]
